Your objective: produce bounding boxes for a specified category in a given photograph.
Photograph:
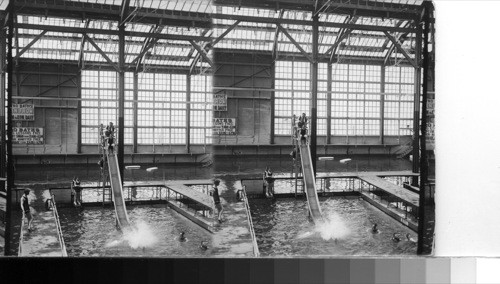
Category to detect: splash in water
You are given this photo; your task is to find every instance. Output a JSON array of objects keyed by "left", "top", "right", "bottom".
[
  {"left": 105, "top": 220, "right": 159, "bottom": 249},
  {"left": 296, "top": 213, "right": 350, "bottom": 241},
  {"left": 315, "top": 213, "right": 351, "bottom": 241},
  {"left": 123, "top": 220, "right": 159, "bottom": 249}
]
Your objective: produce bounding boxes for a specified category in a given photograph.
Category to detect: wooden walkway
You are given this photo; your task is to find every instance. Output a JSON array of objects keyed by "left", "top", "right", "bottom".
[{"left": 358, "top": 175, "right": 419, "bottom": 206}]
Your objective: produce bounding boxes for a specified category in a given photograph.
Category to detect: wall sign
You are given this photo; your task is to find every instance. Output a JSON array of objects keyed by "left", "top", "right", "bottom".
[
  {"left": 213, "top": 93, "right": 227, "bottom": 111},
  {"left": 13, "top": 127, "right": 44, "bottom": 144},
  {"left": 213, "top": 118, "right": 236, "bottom": 135},
  {"left": 12, "top": 104, "right": 35, "bottom": 121}
]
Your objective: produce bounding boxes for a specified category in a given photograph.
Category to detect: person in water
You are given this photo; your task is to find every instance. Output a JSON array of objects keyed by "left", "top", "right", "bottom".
[
  {"left": 210, "top": 180, "right": 224, "bottom": 223},
  {"left": 179, "top": 232, "right": 186, "bottom": 242},
  {"left": 200, "top": 241, "right": 208, "bottom": 250},
  {"left": 20, "top": 189, "right": 33, "bottom": 231},
  {"left": 392, "top": 233, "right": 401, "bottom": 242},
  {"left": 406, "top": 233, "right": 416, "bottom": 243},
  {"left": 371, "top": 224, "right": 379, "bottom": 233}
]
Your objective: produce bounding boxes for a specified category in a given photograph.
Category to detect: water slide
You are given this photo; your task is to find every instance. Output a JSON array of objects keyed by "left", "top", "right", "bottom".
[
  {"left": 106, "top": 150, "right": 131, "bottom": 230},
  {"left": 298, "top": 140, "right": 324, "bottom": 224}
]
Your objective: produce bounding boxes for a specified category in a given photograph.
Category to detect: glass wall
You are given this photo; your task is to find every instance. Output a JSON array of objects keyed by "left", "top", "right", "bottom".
[
  {"left": 383, "top": 66, "right": 415, "bottom": 136},
  {"left": 81, "top": 70, "right": 212, "bottom": 148},
  {"left": 190, "top": 74, "right": 213, "bottom": 145},
  {"left": 81, "top": 70, "right": 118, "bottom": 145}
]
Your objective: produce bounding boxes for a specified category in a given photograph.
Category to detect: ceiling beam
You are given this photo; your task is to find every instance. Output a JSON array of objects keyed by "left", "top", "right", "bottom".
[
  {"left": 15, "top": 30, "right": 47, "bottom": 60},
  {"left": 212, "top": 20, "right": 241, "bottom": 47},
  {"left": 120, "top": 0, "right": 131, "bottom": 25},
  {"left": 16, "top": 23, "right": 212, "bottom": 42},
  {"left": 277, "top": 23, "right": 313, "bottom": 63},
  {"left": 213, "top": 13, "right": 414, "bottom": 33},
  {"left": 83, "top": 33, "right": 120, "bottom": 72},
  {"left": 383, "top": 31, "right": 417, "bottom": 68},
  {"left": 131, "top": 25, "right": 162, "bottom": 67},
  {"left": 189, "top": 40, "right": 214, "bottom": 67},
  {"left": 326, "top": 29, "right": 351, "bottom": 62}
]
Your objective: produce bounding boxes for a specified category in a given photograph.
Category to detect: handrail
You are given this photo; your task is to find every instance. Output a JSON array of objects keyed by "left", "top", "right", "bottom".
[
  {"left": 18, "top": 209, "right": 25, "bottom": 256},
  {"left": 241, "top": 185, "right": 260, "bottom": 257},
  {"left": 50, "top": 193, "right": 68, "bottom": 257}
]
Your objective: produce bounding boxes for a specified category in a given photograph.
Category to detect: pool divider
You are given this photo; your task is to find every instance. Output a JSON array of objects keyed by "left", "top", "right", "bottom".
[{"left": 241, "top": 185, "right": 260, "bottom": 257}]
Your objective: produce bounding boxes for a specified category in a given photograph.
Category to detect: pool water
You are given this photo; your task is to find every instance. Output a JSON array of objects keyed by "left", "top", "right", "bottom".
[
  {"left": 249, "top": 197, "right": 417, "bottom": 256},
  {"left": 58, "top": 204, "right": 213, "bottom": 257}
]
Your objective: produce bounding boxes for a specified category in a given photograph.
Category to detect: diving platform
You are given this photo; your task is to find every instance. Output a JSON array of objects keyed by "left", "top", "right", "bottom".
[
  {"left": 164, "top": 181, "right": 214, "bottom": 210},
  {"left": 18, "top": 194, "right": 67, "bottom": 257},
  {"left": 358, "top": 175, "right": 419, "bottom": 206},
  {"left": 164, "top": 179, "right": 215, "bottom": 232}
]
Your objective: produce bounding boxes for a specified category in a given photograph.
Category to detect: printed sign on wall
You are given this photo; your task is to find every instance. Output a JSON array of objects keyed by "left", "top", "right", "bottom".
[
  {"left": 213, "top": 118, "right": 236, "bottom": 135},
  {"left": 13, "top": 127, "right": 44, "bottom": 144},
  {"left": 12, "top": 104, "right": 35, "bottom": 121},
  {"left": 213, "top": 93, "right": 227, "bottom": 111}
]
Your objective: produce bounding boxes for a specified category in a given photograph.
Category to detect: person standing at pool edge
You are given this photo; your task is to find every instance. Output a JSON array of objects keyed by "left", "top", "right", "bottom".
[
  {"left": 210, "top": 180, "right": 224, "bottom": 223},
  {"left": 20, "top": 189, "right": 33, "bottom": 231}
]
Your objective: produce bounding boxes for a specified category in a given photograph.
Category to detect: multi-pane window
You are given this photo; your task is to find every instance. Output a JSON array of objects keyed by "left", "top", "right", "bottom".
[
  {"left": 81, "top": 70, "right": 118, "bottom": 144},
  {"left": 132, "top": 73, "right": 187, "bottom": 145},
  {"left": 190, "top": 75, "right": 213, "bottom": 145},
  {"left": 331, "top": 64, "right": 381, "bottom": 137},
  {"left": 274, "top": 60, "right": 311, "bottom": 135},
  {"left": 384, "top": 66, "right": 415, "bottom": 136}
]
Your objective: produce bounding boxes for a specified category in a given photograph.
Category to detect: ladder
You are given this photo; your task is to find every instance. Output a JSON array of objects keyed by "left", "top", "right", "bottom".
[{"left": 98, "top": 126, "right": 112, "bottom": 205}]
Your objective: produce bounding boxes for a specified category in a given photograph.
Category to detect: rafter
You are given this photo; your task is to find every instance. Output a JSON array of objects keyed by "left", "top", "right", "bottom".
[
  {"left": 131, "top": 25, "right": 162, "bottom": 68},
  {"left": 212, "top": 20, "right": 240, "bottom": 47},
  {"left": 383, "top": 31, "right": 417, "bottom": 68},
  {"left": 277, "top": 24, "right": 313, "bottom": 63},
  {"left": 83, "top": 33, "right": 120, "bottom": 72},
  {"left": 120, "top": 0, "right": 131, "bottom": 25},
  {"left": 78, "top": 20, "right": 90, "bottom": 68},
  {"left": 189, "top": 40, "right": 213, "bottom": 67},
  {"left": 15, "top": 30, "right": 47, "bottom": 60},
  {"left": 272, "top": 10, "right": 284, "bottom": 60}
]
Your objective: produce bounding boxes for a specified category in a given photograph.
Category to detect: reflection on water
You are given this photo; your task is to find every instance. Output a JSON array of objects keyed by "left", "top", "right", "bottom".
[
  {"left": 249, "top": 197, "right": 417, "bottom": 256},
  {"left": 58, "top": 205, "right": 213, "bottom": 257}
]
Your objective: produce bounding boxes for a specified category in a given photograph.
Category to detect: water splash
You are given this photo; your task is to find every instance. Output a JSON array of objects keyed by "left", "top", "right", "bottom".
[
  {"left": 123, "top": 220, "right": 159, "bottom": 249},
  {"left": 315, "top": 213, "right": 351, "bottom": 241},
  {"left": 105, "top": 220, "right": 159, "bottom": 249}
]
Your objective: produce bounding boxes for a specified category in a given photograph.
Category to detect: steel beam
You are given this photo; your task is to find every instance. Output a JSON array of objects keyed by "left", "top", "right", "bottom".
[
  {"left": 78, "top": 20, "right": 90, "bottom": 68},
  {"left": 383, "top": 31, "right": 417, "bottom": 68},
  {"left": 83, "top": 34, "right": 120, "bottom": 72},
  {"left": 189, "top": 40, "right": 214, "bottom": 67},
  {"left": 277, "top": 24, "right": 313, "bottom": 63},
  {"left": 212, "top": 20, "right": 240, "bottom": 47},
  {"left": 411, "top": 22, "right": 422, "bottom": 183},
  {"left": 327, "top": 29, "right": 352, "bottom": 63},
  {"left": 16, "top": 23, "right": 212, "bottom": 42},
  {"left": 15, "top": 30, "right": 47, "bottom": 60},
  {"left": 213, "top": 14, "right": 415, "bottom": 33}
]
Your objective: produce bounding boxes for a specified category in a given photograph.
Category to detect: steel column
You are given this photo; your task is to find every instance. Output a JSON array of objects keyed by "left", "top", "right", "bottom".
[
  {"left": 132, "top": 72, "right": 138, "bottom": 153},
  {"left": 0, "top": 29, "right": 6, "bottom": 181},
  {"left": 417, "top": 1, "right": 432, "bottom": 255},
  {"left": 117, "top": 24, "right": 125, "bottom": 182},
  {"left": 326, "top": 63, "right": 332, "bottom": 144},
  {"left": 411, "top": 20, "right": 422, "bottom": 184},
  {"left": 380, "top": 64, "right": 385, "bottom": 144},
  {"left": 311, "top": 14, "right": 319, "bottom": 175},
  {"left": 186, "top": 74, "right": 191, "bottom": 152},
  {"left": 5, "top": 3, "right": 14, "bottom": 256}
]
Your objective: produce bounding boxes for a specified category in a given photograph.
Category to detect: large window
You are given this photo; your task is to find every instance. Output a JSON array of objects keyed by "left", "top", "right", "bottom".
[
  {"left": 134, "top": 73, "right": 187, "bottom": 145},
  {"left": 331, "top": 64, "right": 381, "bottom": 136},
  {"left": 190, "top": 75, "right": 213, "bottom": 145},
  {"left": 383, "top": 66, "right": 414, "bottom": 136},
  {"left": 81, "top": 70, "right": 118, "bottom": 144},
  {"left": 275, "top": 60, "right": 311, "bottom": 135}
]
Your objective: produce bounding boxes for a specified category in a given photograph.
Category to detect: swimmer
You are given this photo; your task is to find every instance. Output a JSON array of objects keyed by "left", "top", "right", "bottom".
[
  {"left": 179, "top": 232, "right": 186, "bottom": 242},
  {"left": 392, "top": 233, "right": 401, "bottom": 243},
  {"left": 200, "top": 241, "right": 208, "bottom": 250},
  {"left": 406, "top": 233, "right": 417, "bottom": 243},
  {"left": 371, "top": 224, "right": 379, "bottom": 234}
]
